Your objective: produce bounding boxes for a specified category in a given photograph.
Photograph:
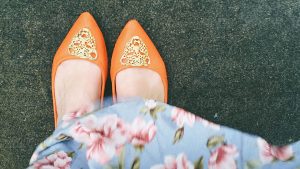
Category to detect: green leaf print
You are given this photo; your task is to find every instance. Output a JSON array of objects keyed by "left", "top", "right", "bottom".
[
  {"left": 131, "top": 157, "right": 140, "bottom": 169},
  {"left": 78, "top": 143, "right": 84, "bottom": 150},
  {"left": 173, "top": 127, "right": 184, "bottom": 144},
  {"left": 206, "top": 135, "right": 225, "bottom": 149},
  {"left": 194, "top": 156, "right": 204, "bottom": 169},
  {"left": 118, "top": 148, "right": 125, "bottom": 169},
  {"left": 40, "top": 141, "right": 47, "bottom": 150},
  {"left": 140, "top": 104, "right": 166, "bottom": 119},
  {"left": 140, "top": 107, "right": 148, "bottom": 114},
  {"left": 67, "top": 151, "right": 75, "bottom": 158},
  {"left": 103, "top": 165, "right": 119, "bottom": 169},
  {"left": 244, "top": 160, "right": 262, "bottom": 169},
  {"left": 56, "top": 134, "right": 72, "bottom": 141},
  {"left": 134, "top": 145, "right": 144, "bottom": 152}
]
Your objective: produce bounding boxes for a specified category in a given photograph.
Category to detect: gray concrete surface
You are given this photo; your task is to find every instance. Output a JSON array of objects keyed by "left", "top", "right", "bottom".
[{"left": 0, "top": 0, "right": 300, "bottom": 168}]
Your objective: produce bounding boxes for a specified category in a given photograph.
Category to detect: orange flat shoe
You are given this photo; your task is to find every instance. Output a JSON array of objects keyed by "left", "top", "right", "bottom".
[
  {"left": 111, "top": 19, "right": 168, "bottom": 103},
  {"left": 52, "top": 12, "right": 108, "bottom": 128}
]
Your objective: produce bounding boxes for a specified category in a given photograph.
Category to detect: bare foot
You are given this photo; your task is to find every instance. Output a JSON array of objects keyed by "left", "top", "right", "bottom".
[
  {"left": 55, "top": 60, "right": 101, "bottom": 121},
  {"left": 116, "top": 68, "right": 164, "bottom": 102}
]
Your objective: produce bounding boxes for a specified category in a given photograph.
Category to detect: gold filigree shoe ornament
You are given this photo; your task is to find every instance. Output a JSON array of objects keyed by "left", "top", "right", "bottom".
[
  {"left": 120, "top": 36, "right": 150, "bottom": 66},
  {"left": 68, "top": 28, "right": 98, "bottom": 60}
]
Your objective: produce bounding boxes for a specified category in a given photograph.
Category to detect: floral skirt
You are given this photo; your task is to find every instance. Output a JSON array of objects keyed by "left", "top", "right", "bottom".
[{"left": 28, "top": 99, "right": 300, "bottom": 169}]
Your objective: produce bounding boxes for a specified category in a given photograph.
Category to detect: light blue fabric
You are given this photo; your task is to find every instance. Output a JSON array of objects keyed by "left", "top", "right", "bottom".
[{"left": 28, "top": 99, "right": 300, "bottom": 169}]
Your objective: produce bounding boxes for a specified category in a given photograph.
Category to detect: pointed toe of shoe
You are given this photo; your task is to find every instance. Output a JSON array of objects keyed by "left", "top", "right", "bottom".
[{"left": 111, "top": 19, "right": 168, "bottom": 103}]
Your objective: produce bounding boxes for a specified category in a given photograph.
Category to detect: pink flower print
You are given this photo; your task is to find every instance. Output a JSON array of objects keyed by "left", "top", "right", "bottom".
[
  {"left": 145, "top": 99, "right": 157, "bottom": 109},
  {"left": 33, "top": 151, "right": 72, "bottom": 169},
  {"left": 29, "top": 152, "right": 39, "bottom": 164},
  {"left": 62, "top": 110, "right": 85, "bottom": 122},
  {"left": 195, "top": 116, "right": 220, "bottom": 130},
  {"left": 130, "top": 117, "right": 157, "bottom": 147},
  {"left": 150, "top": 153, "right": 194, "bottom": 169},
  {"left": 208, "top": 144, "right": 239, "bottom": 169},
  {"left": 70, "top": 114, "right": 129, "bottom": 164},
  {"left": 61, "top": 110, "right": 86, "bottom": 128},
  {"left": 257, "top": 138, "right": 294, "bottom": 164},
  {"left": 171, "top": 108, "right": 195, "bottom": 127},
  {"left": 61, "top": 102, "right": 100, "bottom": 127}
]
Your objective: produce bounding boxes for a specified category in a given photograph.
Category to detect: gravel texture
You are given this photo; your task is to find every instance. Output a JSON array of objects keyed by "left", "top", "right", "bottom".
[{"left": 0, "top": 0, "right": 300, "bottom": 168}]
